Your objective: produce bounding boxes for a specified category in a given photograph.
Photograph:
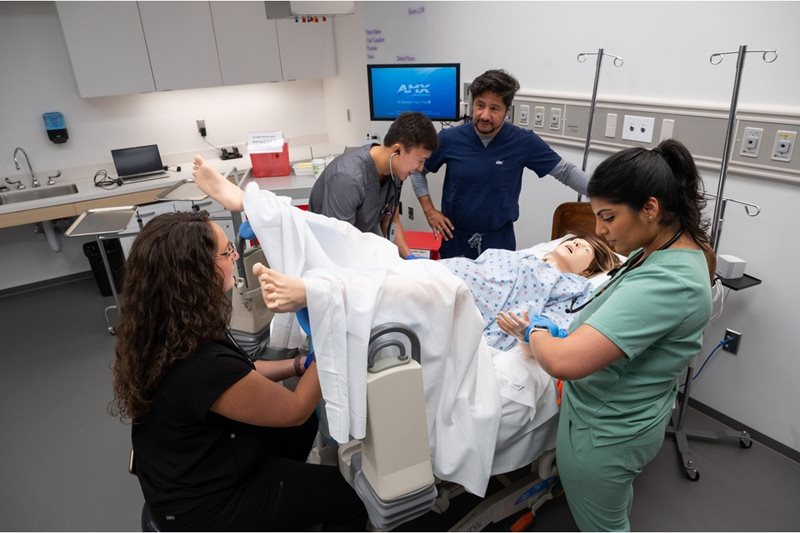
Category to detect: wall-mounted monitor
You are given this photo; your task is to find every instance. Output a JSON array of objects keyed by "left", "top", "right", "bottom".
[{"left": 367, "top": 63, "right": 461, "bottom": 121}]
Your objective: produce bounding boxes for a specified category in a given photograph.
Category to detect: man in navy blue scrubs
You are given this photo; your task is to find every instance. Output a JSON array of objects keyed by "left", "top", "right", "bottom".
[{"left": 411, "top": 69, "right": 588, "bottom": 259}]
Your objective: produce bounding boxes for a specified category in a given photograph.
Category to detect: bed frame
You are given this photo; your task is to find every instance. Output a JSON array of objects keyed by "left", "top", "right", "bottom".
[{"left": 551, "top": 201, "right": 598, "bottom": 240}]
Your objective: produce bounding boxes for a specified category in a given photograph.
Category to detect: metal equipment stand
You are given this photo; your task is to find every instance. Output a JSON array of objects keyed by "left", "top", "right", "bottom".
[
  {"left": 575, "top": 48, "right": 624, "bottom": 201},
  {"left": 667, "top": 44, "right": 776, "bottom": 481},
  {"left": 65, "top": 206, "right": 139, "bottom": 334}
]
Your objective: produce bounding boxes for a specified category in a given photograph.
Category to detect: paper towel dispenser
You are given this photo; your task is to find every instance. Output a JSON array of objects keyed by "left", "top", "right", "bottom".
[{"left": 265, "top": 1, "right": 354, "bottom": 18}]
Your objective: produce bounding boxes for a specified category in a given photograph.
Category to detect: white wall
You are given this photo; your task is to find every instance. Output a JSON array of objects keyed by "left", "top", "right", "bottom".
[
  {"left": 0, "top": 1, "right": 331, "bottom": 289},
  {"left": 326, "top": 1, "right": 800, "bottom": 452}
]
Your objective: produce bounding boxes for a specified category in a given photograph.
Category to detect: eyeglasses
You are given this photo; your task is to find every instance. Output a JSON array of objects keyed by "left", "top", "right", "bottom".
[{"left": 216, "top": 241, "right": 237, "bottom": 259}]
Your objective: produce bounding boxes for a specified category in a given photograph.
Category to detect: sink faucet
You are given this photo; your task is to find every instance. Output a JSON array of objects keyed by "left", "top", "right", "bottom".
[{"left": 13, "top": 147, "right": 39, "bottom": 188}]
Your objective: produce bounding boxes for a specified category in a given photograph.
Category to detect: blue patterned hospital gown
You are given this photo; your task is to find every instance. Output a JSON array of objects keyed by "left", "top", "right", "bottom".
[{"left": 442, "top": 248, "right": 595, "bottom": 350}]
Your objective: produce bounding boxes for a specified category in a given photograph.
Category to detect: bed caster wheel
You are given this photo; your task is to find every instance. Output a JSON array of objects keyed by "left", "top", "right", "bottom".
[
  {"left": 740, "top": 438, "right": 752, "bottom": 448},
  {"left": 686, "top": 468, "right": 700, "bottom": 481}
]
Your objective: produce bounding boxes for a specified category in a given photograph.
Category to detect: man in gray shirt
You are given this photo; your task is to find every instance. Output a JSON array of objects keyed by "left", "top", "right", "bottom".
[{"left": 309, "top": 112, "right": 438, "bottom": 258}]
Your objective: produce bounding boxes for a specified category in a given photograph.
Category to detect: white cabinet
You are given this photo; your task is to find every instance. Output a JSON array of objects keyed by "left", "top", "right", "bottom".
[
  {"left": 276, "top": 18, "right": 337, "bottom": 81},
  {"left": 57, "top": 1, "right": 337, "bottom": 97},
  {"left": 138, "top": 2, "right": 223, "bottom": 91},
  {"left": 211, "top": 2, "right": 282, "bottom": 86},
  {"left": 56, "top": 2, "right": 155, "bottom": 97}
]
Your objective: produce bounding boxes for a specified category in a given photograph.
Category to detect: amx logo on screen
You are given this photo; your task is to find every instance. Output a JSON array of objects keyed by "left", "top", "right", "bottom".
[{"left": 397, "top": 83, "right": 430, "bottom": 94}]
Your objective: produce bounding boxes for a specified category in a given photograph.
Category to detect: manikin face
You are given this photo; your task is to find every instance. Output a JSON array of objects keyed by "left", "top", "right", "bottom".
[
  {"left": 389, "top": 144, "right": 432, "bottom": 180},
  {"left": 212, "top": 222, "right": 239, "bottom": 292},
  {"left": 591, "top": 198, "right": 650, "bottom": 256},
  {"left": 471, "top": 91, "right": 508, "bottom": 137},
  {"left": 547, "top": 238, "right": 596, "bottom": 275}
]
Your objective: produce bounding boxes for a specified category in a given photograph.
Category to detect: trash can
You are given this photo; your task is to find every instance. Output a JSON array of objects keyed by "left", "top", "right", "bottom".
[{"left": 83, "top": 238, "right": 124, "bottom": 297}]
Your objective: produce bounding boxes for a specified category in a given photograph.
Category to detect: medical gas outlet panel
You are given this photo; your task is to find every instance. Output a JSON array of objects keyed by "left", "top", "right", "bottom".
[{"left": 510, "top": 93, "right": 800, "bottom": 183}]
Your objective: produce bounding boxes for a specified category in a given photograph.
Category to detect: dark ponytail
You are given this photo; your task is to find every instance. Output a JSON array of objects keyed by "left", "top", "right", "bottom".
[{"left": 588, "top": 139, "right": 710, "bottom": 247}]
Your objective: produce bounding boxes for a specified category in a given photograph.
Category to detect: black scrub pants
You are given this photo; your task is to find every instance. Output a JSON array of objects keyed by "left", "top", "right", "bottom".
[{"left": 158, "top": 413, "right": 367, "bottom": 531}]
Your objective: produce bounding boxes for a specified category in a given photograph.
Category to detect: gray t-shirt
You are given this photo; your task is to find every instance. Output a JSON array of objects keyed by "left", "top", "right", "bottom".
[{"left": 308, "top": 145, "right": 398, "bottom": 236}]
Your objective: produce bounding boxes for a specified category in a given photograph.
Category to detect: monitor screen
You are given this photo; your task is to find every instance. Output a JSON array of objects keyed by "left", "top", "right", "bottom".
[
  {"left": 111, "top": 144, "right": 164, "bottom": 178},
  {"left": 368, "top": 63, "right": 461, "bottom": 121}
]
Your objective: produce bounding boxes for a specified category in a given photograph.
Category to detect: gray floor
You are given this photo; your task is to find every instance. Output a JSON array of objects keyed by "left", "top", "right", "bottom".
[{"left": 1, "top": 276, "right": 799, "bottom": 531}]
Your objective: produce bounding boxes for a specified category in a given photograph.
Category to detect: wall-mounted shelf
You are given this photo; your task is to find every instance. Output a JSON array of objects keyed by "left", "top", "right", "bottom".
[{"left": 718, "top": 273, "right": 762, "bottom": 291}]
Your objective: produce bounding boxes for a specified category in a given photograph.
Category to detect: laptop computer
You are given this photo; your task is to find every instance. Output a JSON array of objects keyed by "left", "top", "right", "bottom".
[{"left": 111, "top": 144, "right": 168, "bottom": 182}]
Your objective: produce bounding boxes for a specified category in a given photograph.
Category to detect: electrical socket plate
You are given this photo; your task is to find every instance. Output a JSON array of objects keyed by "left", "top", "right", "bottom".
[
  {"left": 549, "top": 107, "right": 561, "bottom": 130},
  {"left": 770, "top": 130, "right": 797, "bottom": 162},
  {"left": 533, "top": 106, "right": 545, "bottom": 128},
  {"left": 723, "top": 329, "right": 742, "bottom": 355},
  {"left": 518, "top": 104, "right": 530, "bottom": 126},
  {"left": 740, "top": 127, "right": 763, "bottom": 158},
  {"left": 621, "top": 115, "right": 655, "bottom": 143}
]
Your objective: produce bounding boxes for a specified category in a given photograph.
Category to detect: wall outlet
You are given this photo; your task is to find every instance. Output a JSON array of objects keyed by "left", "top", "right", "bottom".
[
  {"left": 739, "top": 127, "right": 763, "bottom": 158},
  {"left": 621, "top": 115, "right": 655, "bottom": 143},
  {"left": 533, "top": 106, "right": 545, "bottom": 128},
  {"left": 549, "top": 107, "right": 562, "bottom": 130},
  {"left": 505, "top": 104, "right": 514, "bottom": 123},
  {"left": 196, "top": 119, "right": 206, "bottom": 137},
  {"left": 605, "top": 113, "right": 617, "bottom": 138},
  {"left": 518, "top": 104, "right": 530, "bottom": 126},
  {"left": 770, "top": 130, "right": 797, "bottom": 162},
  {"left": 407, "top": 206, "right": 414, "bottom": 220},
  {"left": 722, "top": 329, "right": 742, "bottom": 355}
]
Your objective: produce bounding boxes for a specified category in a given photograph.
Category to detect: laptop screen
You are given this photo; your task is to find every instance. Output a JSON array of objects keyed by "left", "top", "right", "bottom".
[{"left": 111, "top": 144, "right": 164, "bottom": 179}]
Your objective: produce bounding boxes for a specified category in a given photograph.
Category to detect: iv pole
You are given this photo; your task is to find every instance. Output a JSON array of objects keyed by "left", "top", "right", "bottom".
[
  {"left": 669, "top": 44, "right": 776, "bottom": 482},
  {"left": 708, "top": 45, "right": 777, "bottom": 253},
  {"left": 576, "top": 48, "right": 623, "bottom": 201}
]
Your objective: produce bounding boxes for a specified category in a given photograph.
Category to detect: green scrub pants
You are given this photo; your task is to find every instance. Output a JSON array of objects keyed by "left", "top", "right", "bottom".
[{"left": 556, "top": 413, "right": 667, "bottom": 531}]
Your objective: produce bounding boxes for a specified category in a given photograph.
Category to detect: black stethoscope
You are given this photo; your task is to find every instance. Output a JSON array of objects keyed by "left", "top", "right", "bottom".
[
  {"left": 381, "top": 152, "right": 403, "bottom": 238},
  {"left": 565, "top": 228, "right": 684, "bottom": 314}
]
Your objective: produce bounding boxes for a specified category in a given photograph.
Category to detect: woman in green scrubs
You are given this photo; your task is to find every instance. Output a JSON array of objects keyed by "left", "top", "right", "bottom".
[{"left": 498, "top": 139, "right": 713, "bottom": 531}]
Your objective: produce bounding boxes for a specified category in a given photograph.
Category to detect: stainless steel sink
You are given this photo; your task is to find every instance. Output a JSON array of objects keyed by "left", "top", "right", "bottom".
[{"left": 0, "top": 184, "right": 78, "bottom": 205}]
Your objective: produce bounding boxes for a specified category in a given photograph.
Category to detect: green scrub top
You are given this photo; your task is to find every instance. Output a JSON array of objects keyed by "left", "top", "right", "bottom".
[{"left": 563, "top": 248, "right": 712, "bottom": 446}]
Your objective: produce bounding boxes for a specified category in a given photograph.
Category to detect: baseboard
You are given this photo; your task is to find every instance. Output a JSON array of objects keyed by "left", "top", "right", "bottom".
[
  {"left": 0, "top": 271, "right": 93, "bottom": 299},
  {"left": 687, "top": 397, "right": 800, "bottom": 464}
]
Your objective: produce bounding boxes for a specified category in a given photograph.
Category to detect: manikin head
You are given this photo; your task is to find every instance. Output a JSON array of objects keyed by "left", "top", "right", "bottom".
[{"left": 544, "top": 234, "right": 620, "bottom": 277}]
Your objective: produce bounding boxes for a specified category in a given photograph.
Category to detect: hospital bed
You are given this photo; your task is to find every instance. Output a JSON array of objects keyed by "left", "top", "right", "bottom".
[{"left": 327, "top": 201, "right": 610, "bottom": 530}]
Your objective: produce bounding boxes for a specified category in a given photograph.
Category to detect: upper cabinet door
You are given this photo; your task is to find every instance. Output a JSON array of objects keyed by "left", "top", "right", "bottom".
[
  {"left": 56, "top": 2, "right": 156, "bottom": 97},
  {"left": 275, "top": 18, "right": 337, "bottom": 81},
  {"left": 210, "top": 2, "right": 282, "bottom": 86},
  {"left": 138, "top": 1, "right": 222, "bottom": 91}
]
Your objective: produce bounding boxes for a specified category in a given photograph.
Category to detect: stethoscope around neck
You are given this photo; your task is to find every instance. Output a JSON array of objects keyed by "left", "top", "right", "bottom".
[
  {"left": 381, "top": 152, "right": 403, "bottom": 220},
  {"left": 565, "top": 228, "right": 684, "bottom": 314}
]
